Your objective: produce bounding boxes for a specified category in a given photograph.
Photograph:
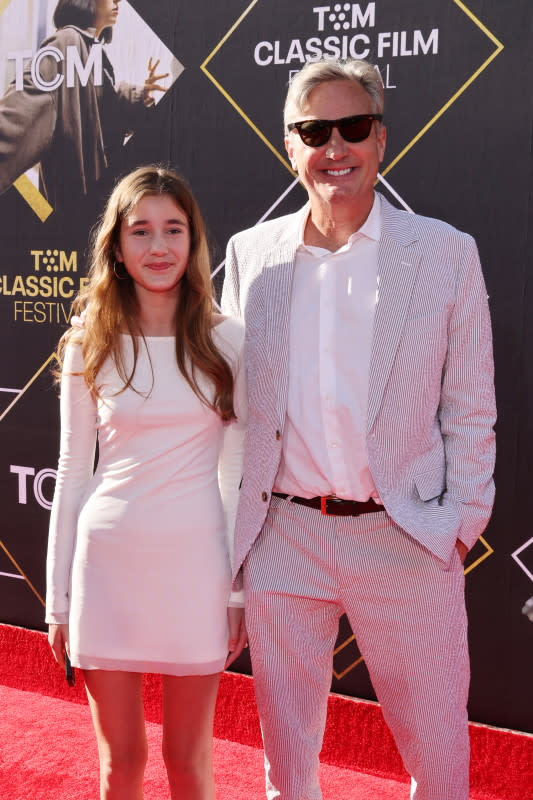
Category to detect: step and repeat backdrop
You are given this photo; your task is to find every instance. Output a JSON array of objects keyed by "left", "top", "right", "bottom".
[{"left": 0, "top": 0, "right": 531, "bottom": 733}]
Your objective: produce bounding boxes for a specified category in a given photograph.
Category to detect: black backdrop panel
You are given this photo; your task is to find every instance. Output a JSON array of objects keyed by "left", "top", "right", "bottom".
[{"left": 0, "top": 0, "right": 532, "bottom": 734}]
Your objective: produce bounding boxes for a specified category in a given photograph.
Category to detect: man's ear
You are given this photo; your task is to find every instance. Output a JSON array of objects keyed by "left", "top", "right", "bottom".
[
  {"left": 377, "top": 123, "right": 387, "bottom": 164},
  {"left": 285, "top": 136, "right": 297, "bottom": 171}
]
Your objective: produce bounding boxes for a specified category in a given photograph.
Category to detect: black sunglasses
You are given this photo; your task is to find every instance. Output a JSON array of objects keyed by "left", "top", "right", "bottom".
[{"left": 287, "top": 113, "right": 383, "bottom": 148}]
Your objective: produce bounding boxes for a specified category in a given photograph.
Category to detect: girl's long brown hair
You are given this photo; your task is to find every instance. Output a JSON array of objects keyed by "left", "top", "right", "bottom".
[{"left": 56, "top": 165, "right": 235, "bottom": 420}]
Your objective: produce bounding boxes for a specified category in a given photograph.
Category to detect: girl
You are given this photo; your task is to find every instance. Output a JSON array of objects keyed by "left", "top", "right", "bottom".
[{"left": 46, "top": 165, "right": 247, "bottom": 799}]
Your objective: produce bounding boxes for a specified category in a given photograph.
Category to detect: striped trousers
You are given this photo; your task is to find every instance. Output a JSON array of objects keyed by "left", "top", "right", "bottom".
[{"left": 243, "top": 495, "right": 470, "bottom": 800}]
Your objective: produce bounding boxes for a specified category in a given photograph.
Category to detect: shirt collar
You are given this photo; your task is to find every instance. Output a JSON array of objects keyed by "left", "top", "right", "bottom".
[
  {"left": 62, "top": 24, "right": 99, "bottom": 41},
  {"left": 296, "top": 192, "right": 382, "bottom": 253}
]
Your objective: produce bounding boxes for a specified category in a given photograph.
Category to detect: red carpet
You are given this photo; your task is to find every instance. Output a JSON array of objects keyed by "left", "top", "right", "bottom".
[
  {"left": 0, "top": 624, "right": 531, "bottom": 799},
  {"left": 0, "top": 685, "right": 412, "bottom": 799}
]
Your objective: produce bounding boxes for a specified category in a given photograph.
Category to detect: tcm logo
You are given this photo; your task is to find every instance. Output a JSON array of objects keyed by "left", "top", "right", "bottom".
[
  {"left": 253, "top": 1, "right": 438, "bottom": 67},
  {"left": 32, "top": 250, "right": 77, "bottom": 273},
  {"left": 10, "top": 465, "right": 56, "bottom": 511},
  {"left": 313, "top": 3, "right": 375, "bottom": 31},
  {"left": 7, "top": 43, "right": 103, "bottom": 92}
]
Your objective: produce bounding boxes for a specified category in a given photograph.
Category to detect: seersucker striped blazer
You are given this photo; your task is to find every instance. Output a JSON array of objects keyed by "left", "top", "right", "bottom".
[{"left": 221, "top": 195, "right": 496, "bottom": 583}]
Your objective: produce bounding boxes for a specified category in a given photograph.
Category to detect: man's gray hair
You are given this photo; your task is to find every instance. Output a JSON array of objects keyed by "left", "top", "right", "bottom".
[{"left": 283, "top": 59, "right": 384, "bottom": 132}]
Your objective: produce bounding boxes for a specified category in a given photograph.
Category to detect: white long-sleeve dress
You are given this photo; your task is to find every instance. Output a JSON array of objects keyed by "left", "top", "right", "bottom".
[{"left": 46, "top": 318, "right": 246, "bottom": 676}]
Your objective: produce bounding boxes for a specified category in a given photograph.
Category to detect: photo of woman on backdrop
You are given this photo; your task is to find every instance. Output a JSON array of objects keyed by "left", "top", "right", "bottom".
[
  {"left": 46, "top": 164, "right": 247, "bottom": 799},
  {"left": 0, "top": 0, "right": 168, "bottom": 212}
]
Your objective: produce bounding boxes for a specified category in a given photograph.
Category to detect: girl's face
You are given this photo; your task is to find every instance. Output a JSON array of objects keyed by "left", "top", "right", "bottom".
[
  {"left": 115, "top": 194, "right": 191, "bottom": 302},
  {"left": 94, "top": 0, "right": 121, "bottom": 34}
]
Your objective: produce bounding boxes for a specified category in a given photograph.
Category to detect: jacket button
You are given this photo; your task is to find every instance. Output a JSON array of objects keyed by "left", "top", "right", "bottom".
[
  {"left": 261, "top": 491, "right": 268, "bottom": 502},
  {"left": 275, "top": 430, "right": 281, "bottom": 440}
]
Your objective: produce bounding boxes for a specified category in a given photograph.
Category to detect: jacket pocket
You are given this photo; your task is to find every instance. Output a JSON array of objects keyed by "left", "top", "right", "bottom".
[{"left": 414, "top": 467, "right": 446, "bottom": 502}]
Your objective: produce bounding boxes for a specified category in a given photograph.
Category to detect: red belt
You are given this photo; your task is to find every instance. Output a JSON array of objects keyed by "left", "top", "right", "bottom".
[{"left": 272, "top": 492, "right": 384, "bottom": 517}]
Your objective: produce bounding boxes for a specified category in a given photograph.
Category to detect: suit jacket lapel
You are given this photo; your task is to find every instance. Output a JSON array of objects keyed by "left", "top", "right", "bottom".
[
  {"left": 258, "top": 198, "right": 421, "bottom": 431},
  {"left": 367, "top": 199, "right": 421, "bottom": 431}
]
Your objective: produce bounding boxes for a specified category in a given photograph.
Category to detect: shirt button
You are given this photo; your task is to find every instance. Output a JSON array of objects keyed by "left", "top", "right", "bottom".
[
  {"left": 261, "top": 491, "right": 269, "bottom": 502},
  {"left": 275, "top": 430, "right": 281, "bottom": 440}
]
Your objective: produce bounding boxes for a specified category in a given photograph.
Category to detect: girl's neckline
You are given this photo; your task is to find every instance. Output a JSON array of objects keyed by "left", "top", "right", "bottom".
[{"left": 119, "top": 317, "right": 232, "bottom": 339}]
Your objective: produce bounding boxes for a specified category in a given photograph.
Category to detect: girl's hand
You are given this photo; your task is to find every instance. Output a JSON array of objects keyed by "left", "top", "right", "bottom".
[
  {"left": 225, "top": 606, "right": 247, "bottom": 669},
  {"left": 48, "top": 623, "right": 70, "bottom": 669}
]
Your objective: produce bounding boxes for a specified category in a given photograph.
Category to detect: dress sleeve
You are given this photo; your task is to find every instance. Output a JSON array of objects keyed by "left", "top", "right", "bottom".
[
  {"left": 45, "top": 343, "right": 97, "bottom": 624},
  {"left": 218, "top": 327, "right": 247, "bottom": 606}
]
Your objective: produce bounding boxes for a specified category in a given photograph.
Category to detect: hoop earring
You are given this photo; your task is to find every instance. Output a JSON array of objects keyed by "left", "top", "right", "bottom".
[{"left": 113, "top": 261, "right": 129, "bottom": 280}]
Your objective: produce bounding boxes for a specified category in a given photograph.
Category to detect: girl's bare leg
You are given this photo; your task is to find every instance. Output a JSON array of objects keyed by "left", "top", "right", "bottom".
[
  {"left": 161, "top": 672, "right": 221, "bottom": 800},
  {"left": 84, "top": 669, "right": 147, "bottom": 800}
]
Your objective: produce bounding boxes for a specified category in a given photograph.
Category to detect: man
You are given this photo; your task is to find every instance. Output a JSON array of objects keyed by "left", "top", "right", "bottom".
[{"left": 221, "top": 58, "right": 496, "bottom": 800}]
